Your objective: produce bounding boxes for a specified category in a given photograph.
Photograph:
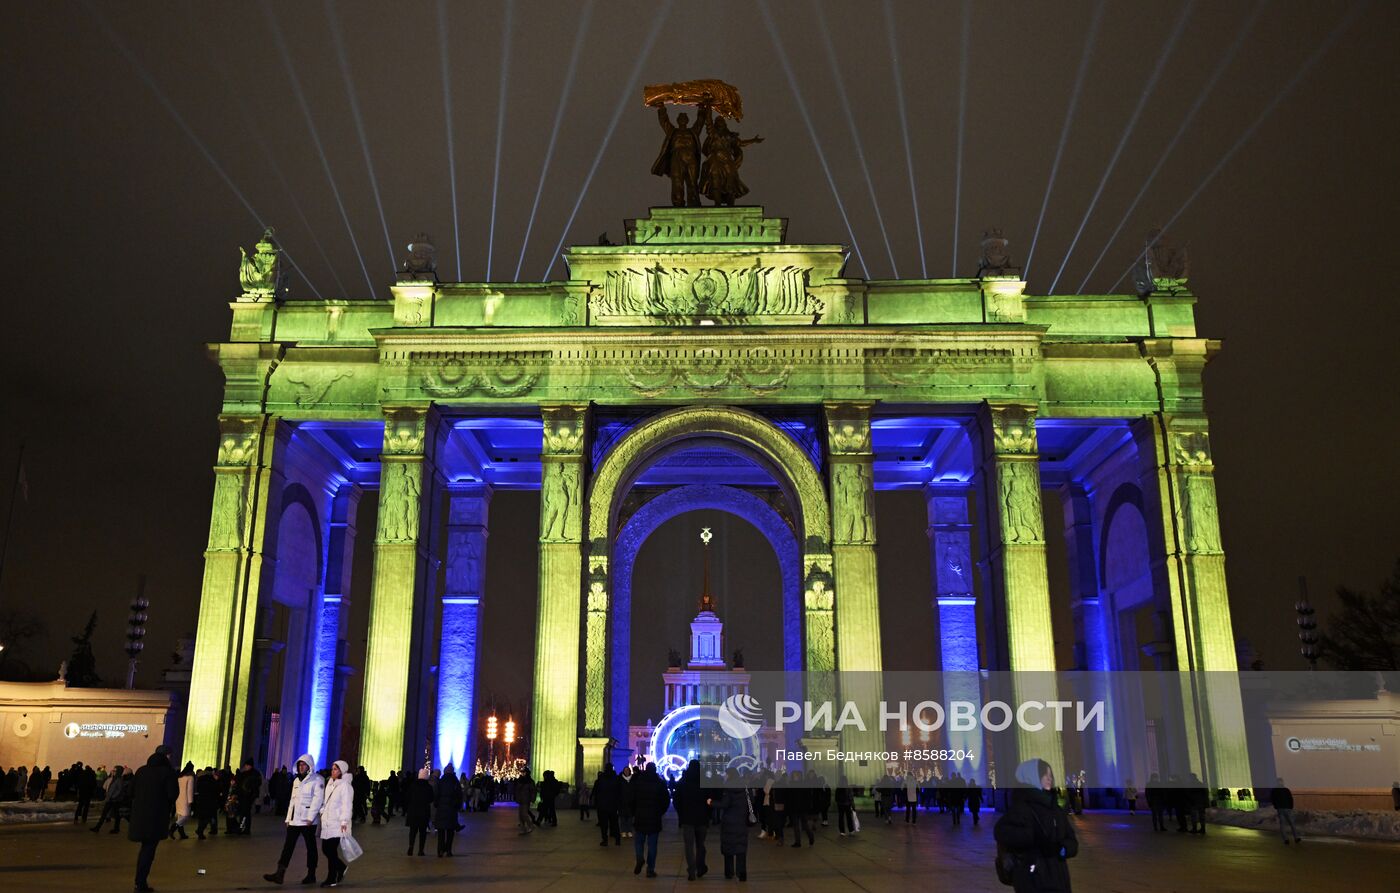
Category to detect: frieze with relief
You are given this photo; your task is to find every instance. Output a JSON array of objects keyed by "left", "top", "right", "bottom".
[{"left": 592, "top": 261, "right": 822, "bottom": 319}]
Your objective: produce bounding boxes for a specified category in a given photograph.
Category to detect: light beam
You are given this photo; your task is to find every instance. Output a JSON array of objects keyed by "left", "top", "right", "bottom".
[
  {"left": 815, "top": 1, "right": 897, "bottom": 277},
  {"left": 1075, "top": 0, "right": 1266, "bottom": 293},
  {"left": 952, "top": 0, "right": 971, "bottom": 276},
  {"left": 883, "top": 0, "right": 926, "bottom": 278},
  {"left": 514, "top": 0, "right": 595, "bottom": 281},
  {"left": 1109, "top": 1, "right": 1369, "bottom": 292},
  {"left": 437, "top": 0, "right": 463, "bottom": 280},
  {"left": 262, "top": 1, "right": 375, "bottom": 296},
  {"left": 761, "top": 1, "right": 869, "bottom": 278},
  {"left": 84, "top": 1, "right": 319, "bottom": 297},
  {"left": 1024, "top": 0, "right": 1107, "bottom": 280},
  {"left": 326, "top": 0, "right": 396, "bottom": 272},
  {"left": 541, "top": 1, "right": 672, "bottom": 281},
  {"left": 1048, "top": 0, "right": 1195, "bottom": 295},
  {"left": 486, "top": 0, "right": 515, "bottom": 281}
]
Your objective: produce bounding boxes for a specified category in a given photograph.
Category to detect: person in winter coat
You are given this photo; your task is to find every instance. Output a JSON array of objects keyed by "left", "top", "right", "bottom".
[
  {"left": 994, "top": 759, "right": 1078, "bottom": 893},
  {"left": 90, "top": 766, "right": 128, "bottom": 833},
  {"left": 618, "top": 765, "right": 636, "bottom": 838},
  {"left": 515, "top": 769, "right": 538, "bottom": 835},
  {"left": 593, "top": 765, "right": 622, "bottom": 846},
  {"left": 835, "top": 781, "right": 857, "bottom": 836},
  {"left": 405, "top": 768, "right": 434, "bottom": 855},
  {"left": 626, "top": 762, "right": 671, "bottom": 877},
  {"left": 128, "top": 747, "right": 179, "bottom": 893},
  {"left": 716, "top": 769, "right": 752, "bottom": 881},
  {"left": 674, "top": 760, "right": 711, "bottom": 880},
  {"left": 434, "top": 765, "right": 463, "bottom": 856},
  {"left": 74, "top": 763, "right": 98, "bottom": 824},
  {"left": 537, "top": 770, "right": 562, "bottom": 827},
  {"left": 318, "top": 761, "right": 354, "bottom": 888},
  {"left": 170, "top": 762, "right": 195, "bottom": 840},
  {"left": 903, "top": 772, "right": 919, "bottom": 824},
  {"left": 1145, "top": 773, "right": 1166, "bottom": 831},
  {"left": 194, "top": 769, "right": 220, "bottom": 839},
  {"left": 966, "top": 778, "right": 984, "bottom": 826},
  {"left": 235, "top": 760, "right": 262, "bottom": 835},
  {"left": 263, "top": 754, "right": 325, "bottom": 884},
  {"left": 1270, "top": 778, "right": 1301, "bottom": 844}
]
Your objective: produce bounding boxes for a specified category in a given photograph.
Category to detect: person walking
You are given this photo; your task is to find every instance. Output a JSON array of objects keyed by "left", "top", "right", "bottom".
[
  {"left": 91, "top": 766, "right": 129, "bottom": 833},
  {"left": 236, "top": 759, "right": 262, "bottom": 836},
  {"left": 784, "top": 769, "right": 813, "bottom": 846},
  {"left": 1145, "top": 774, "right": 1166, "bottom": 832},
  {"left": 966, "top": 777, "right": 983, "bottom": 827},
  {"left": 1270, "top": 778, "right": 1302, "bottom": 845},
  {"left": 515, "top": 768, "right": 538, "bottom": 835},
  {"left": 74, "top": 763, "right": 98, "bottom": 824},
  {"left": 318, "top": 761, "right": 354, "bottom": 888},
  {"left": 194, "top": 768, "right": 220, "bottom": 839},
  {"left": 537, "top": 770, "right": 562, "bottom": 828},
  {"left": 949, "top": 773, "right": 966, "bottom": 826},
  {"left": 903, "top": 772, "right": 919, "bottom": 825},
  {"left": 835, "top": 781, "right": 857, "bottom": 836},
  {"left": 717, "top": 769, "right": 752, "bottom": 881},
  {"left": 263, "top": 755, "right": 324, "bottom": 885},
  {"left": 404, "top": 768, "right": 433, "bottom": 855},
  {"left": 1185, "top": 773, "right": 1208, "bottom": 835},
  {"left": 170, "top": 762, "right": 195, "bottom": 840},
  {"left": 618, "top": 765, "right": 636, "bottom": 839},
  {"left": 1123, "top": 779, "right": 1138, "bottom": 815},
  {"left": 594, "top": 765, "right": 622, "bottom": 846},
  {"left": 434, "top": 765, "right": 463, "bottom": 856},
  {"left": 128, "top": 746, "right": 179, "bottom": 893},
  {"left": 674, "top": 760, "right": 711, "bottom": 880},
  {"left": 627, "top": 762, "right": 671, "bottom": 877},
  {"left": 994, "top": 758, "right": 1077, "bottom": 893}
]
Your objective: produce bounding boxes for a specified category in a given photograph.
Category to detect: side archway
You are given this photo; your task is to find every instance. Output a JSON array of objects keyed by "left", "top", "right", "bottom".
[
  {"left": 581, "top": 405, "right": 834, "bottom": 736},
  {"left": 609, "top": 484, "right": 802, "bottom": 748}
]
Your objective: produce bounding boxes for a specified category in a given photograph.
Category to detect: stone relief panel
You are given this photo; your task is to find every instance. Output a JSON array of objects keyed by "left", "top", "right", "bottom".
[
  {"left": 935, "top": 535, "right": 973, "bottom": 596},
  {"left": 542, "top": 405, "right": 588, "bottom": 457},
  {"left": 832, "top": 462, "right": 875, "bottom": 545},
  {"left": 382, "top": 408, "right": 427, "bottom": 456},
  {"left": 420, "top": 354, "right": 542, "bottom": 399},
  {"left": 377, "top": 461, "right": 422, "bottom": 544},
  {"left": 621, "top": 348, "right": 791, "bottom": 397},
  {"left": 216, "top": 421, "right": 262, "bottom": 467},
  {"left": 1182, "top": 475, "right": 1223, "bottom": 554},
  {"left": 998, "top": 460, "right": 1044, "bottom": 545},
  {"left": 540, "top": 461, "right": 581, "bottom": 543},
  {"left": 208, "top": 473, "right": 247, "bottom": 551},
  {"left": 284, "top": 369, "right": 354, "bottom": 407},
  {"left": 1172, "top": 430, "right": 1212, "bottom": 469},
  {"left": 593, "top": 262, "right": 822, "bottom": 319},
  {"left": 989, "top": 404, "right": 1038, "bottom": 455}
]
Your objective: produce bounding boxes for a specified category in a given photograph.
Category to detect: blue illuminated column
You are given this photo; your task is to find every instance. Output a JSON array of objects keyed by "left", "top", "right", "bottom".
[
  {"left": 435, "top": 483, "right": 492, "bottom": 772},
  {"left": 926, "top": 484, "right": 984, "bottom": 779},
  {"left": 1062, "top": 482, "right": 1121, "bottom": 787},
  {"left": 306, "top": 484, "right": 361, "bottom": 766}
]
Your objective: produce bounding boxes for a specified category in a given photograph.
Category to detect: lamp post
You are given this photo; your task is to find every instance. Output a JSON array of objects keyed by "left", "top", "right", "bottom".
[
  {"left": 504, "top": 717, "right": 516, "bottom": 764},
  {"left": 1295, "top": 576, "right": 1319, "bottom": 671},
  {"left": 124, "top": 576, "right": 149, "bottom": 689},
  {"left": 486, "top": 714, "right": 498, "bottom": 767}
]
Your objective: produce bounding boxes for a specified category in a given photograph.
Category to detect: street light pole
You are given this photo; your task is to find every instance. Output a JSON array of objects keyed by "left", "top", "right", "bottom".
[
  {"left": 124, "top": 576, "right": 149, "bottom": 689},
  {"left": 1295, "top": 576, "right": 1320, "bottom": 671}
]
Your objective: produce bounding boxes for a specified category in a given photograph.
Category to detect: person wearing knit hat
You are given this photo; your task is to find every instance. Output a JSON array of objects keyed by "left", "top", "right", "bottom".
[
  {"left": 993, "top": 759, "right": 1078, "bottom": 892},
  {"left": 405, "top": 768, "right": 435, "bottom": 856}
]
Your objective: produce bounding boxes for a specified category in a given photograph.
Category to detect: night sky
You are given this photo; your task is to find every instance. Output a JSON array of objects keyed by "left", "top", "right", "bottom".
[{"left": 2, "top": 1, "right": 1396, "bottom": 727}]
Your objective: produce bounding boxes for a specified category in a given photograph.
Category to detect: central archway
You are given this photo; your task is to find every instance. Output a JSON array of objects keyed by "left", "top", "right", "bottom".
[
  {"left": 583, "top": 406, "right": 835, "bottom": 739},
  {"left": 609, "top": 483, "right": 803, "bottom": 749}
]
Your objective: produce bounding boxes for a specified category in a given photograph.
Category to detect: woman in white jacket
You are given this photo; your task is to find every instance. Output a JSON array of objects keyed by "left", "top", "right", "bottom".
[
  {"left": 170, "top": 763, "right": 195, "bottom": 840},
  {"left": 318, "top": 761, "right": 354, "bottom": 887}
]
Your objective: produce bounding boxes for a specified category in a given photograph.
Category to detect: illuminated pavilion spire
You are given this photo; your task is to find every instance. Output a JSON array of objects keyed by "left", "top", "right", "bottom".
[
  {"left": 689, "top": 527, "right": 723, "bottom": 667},
  {"left": 699, "top": 527, "right": 716, "bottom": 613}
]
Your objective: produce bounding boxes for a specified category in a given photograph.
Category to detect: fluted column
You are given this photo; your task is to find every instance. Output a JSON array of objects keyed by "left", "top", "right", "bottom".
[
  {"left": 825, "top": 402, "right": 884, "bottom": 786},
  {"left": 1061, "top": 482, "right": 1120, "bottom": 786},
  {"left": 436, "top": 483, "right": 492, "bottom": 771},
  {"left": 360, "top": 406, "right": 434, "bottom": 777},
  {"left": 925, "top": 484, "right": 983, "bottom": 779},
  {"left": 307, "top": 484, "right": 361, "bottom": 765},
  {"left": 1142, "top": 415, "right": 1249, "bottom": 792},
  {"left": 532, "top": 404, "right": 588, "bottom": 788},
  {"left": 977, "top": 403, "right": 1063, "bottom": 774},
  {"left": 184, "top": 415, "right": 288, "bottom": 769}
]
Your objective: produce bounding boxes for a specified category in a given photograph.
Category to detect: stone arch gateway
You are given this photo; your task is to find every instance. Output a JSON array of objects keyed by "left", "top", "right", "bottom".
[{"left": 185, "top": 206, "right": 1250, "bottom": 799}]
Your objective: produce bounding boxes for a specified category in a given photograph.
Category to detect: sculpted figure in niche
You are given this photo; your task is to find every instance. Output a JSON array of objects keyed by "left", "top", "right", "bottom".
[
  {"left": 834, "top": 463, "right": 873, "bottom": 543},
  {"left": 209, "top": 474, "right": 245, "bottom": 550},
  {"left": 999, "top": 461, "right": 1042, "bottom": 544},
  {"left": 938, "top": 537, "right": 972, "bottom": 595},
  {"left": 382, "top": 464, "right": 420, "bottom": 543},
  {"left": 541, "top": 463, "right": 579, "bottom": 541}
]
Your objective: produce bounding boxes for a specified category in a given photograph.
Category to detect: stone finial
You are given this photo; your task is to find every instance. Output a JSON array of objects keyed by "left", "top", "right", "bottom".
[
  {"left": 1132, "top": 228, "right": 1189, "bottom": 296},
  {"left": 399, "top": 233, "right": 438, "bottom": 281},
  {"left": 238, "top": 227, "right": 285, "bottom": 298},
  {"left": 978, "top": 227, "right": 1021, "bottom": 278}
]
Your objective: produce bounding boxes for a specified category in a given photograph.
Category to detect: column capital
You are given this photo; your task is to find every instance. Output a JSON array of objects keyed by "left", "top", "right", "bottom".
[
  {"left": 982, "top": 402, "right": 1039, "bottom": 456},
  {"left": 541, "top": 403, "right": 590, "bottom": 457},
  {"left": 382, "top": 405, "right": 430, "bottom": 456},
  {"left": 215, "top": 414, "right": 273, "bottom": 468},
  {"left": 823, "top": 401, "right": 875, "bottom": 456}
]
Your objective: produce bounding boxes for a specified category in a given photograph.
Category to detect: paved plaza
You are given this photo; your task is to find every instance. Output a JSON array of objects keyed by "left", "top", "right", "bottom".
[{"left": 3, "top": 806, "right": 1397, "bottom": 892}]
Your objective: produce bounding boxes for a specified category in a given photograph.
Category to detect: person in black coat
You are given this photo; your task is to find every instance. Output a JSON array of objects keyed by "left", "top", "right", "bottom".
[
  {"left": 193, "top": 769, "right": 219, "bottom": 839},
  {"left": 626, "top": 763, "right": 671, "bottom": 877},
  {"left": 128, "top": 747, "right": 179, "bottom": 893},
  {"left": 593, "top": 765, "right": 622, "bottom": 846},
  {"left": 782, "top": 770, "right": 813, "bottom": 847},
  {"left": 405, "top": 768, "right": 434, "bottom": 855},
  {"left": 1185, "top": 773, "right": 1209, "bottom": 835},
  {"left": 993, "top": 759, "right": 1077, "bottom": 893},
  {"left": 537, "top": 770, "right": 563, "bottom": 827},
  {"left": 73, "top": 763, "right": 97, "bottom": 824},
  {"left": 674, "top": 761, "right": 712, "bottom": 880},
  {"left": 434, "top": 766, "right": 463, "bottom": 856},
  {"left": 1269, "top": 777, "right": 1301, "bottom": 844},
  {"left": 717, "top": 769, "right": 752, "bottom": 881},
  {"left": 1144, "top": 773, "right": 1165, "bottom": 832},
  {"left": 234, "top": 760, "right": 260, "bottom": 835},
  {"left": 966, "top": 777, "right": 984, "bottom": 826}
]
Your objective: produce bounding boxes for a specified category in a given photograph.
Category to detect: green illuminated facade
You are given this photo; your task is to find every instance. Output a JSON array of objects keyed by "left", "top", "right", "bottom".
[{"left": 185, "top": 207, "right": 1247, "bottom": 793}]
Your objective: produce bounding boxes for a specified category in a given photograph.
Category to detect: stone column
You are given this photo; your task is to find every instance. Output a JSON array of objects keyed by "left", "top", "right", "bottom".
[
  {"left": 184, "top": 415, "right": 288, "bottom": 769},
  {"left": 1061, "top": 482, "right": 1120, "bottom": 787},
  {"left": 360, "top": 406, "right": 434, "bottom": 777},
  {"left": 436, "top": 483, "right": 492, "bottom": 772},
  {"left": 1141, "top": 415, "right": 1249, "bottom": 792},
  {"left": 977, "top": 403, "right": 1063, "bottom": 774},
  {"left": 532, "top": 404, "right": 588, "bottom": 788},
  {"left": 825, "top": 403, "right": 884, "bottom": 786},
  {"left": 925, "top": 484, "right": 983, "bottom": 778},
  {"left": 307, "top": 484, "right": 361, "bottom": 765}
]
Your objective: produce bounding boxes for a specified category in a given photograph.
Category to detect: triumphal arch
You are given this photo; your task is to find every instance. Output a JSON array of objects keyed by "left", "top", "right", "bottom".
[{"left": 184, "top": 205, "right": 1248, "bottom": 793}]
